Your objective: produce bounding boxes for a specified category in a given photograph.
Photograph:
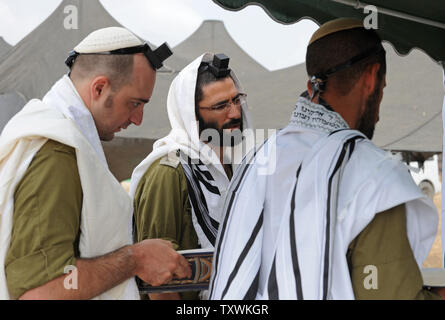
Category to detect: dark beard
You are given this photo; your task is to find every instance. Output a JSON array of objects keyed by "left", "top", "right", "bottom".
[
  {"left": 197, "top": 113, "right": 243, "bottom": 147},
  {"left": 356, "top": 80, "right": 381, "bottom": 140}
]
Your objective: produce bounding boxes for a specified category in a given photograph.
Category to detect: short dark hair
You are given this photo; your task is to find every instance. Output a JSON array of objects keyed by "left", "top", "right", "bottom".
[
  {"left": 70, "top": 54, "right": 134, "bottom": 91},
  {"left": 194, "top": 60, "right": 231, "bottom": 116},
  {"left": 306, "top": 28, "right": 386, "bottom": 95}
]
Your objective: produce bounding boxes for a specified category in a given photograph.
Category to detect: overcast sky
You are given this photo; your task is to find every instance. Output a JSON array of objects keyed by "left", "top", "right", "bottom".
[{"left": 0, "top": 0, "right": 319, "bottom": 71}]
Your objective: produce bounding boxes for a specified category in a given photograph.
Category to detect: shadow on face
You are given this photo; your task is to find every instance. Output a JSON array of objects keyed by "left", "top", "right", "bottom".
[{"left": 357, "top": 74, "right": 386, "bottom": 140}]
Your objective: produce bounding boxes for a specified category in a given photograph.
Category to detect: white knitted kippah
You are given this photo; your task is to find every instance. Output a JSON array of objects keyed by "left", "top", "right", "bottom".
[{"left": 74, "top": 27, "right": 144, "bottom": 53}]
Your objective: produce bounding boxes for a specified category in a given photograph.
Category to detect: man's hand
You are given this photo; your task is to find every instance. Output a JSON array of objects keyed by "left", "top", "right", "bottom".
[
  {"left": 431, "top": 287, "right": 445, "bottom": 299},
  {"left": 132, "top": 239, "right": 191, "bottom": 286}
]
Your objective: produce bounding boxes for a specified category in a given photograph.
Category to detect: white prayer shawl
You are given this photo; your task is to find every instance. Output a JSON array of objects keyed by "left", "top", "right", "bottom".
[
  {"left": 209, "top": 96, "right": 438, "bottom": 300},
  {"left": 0, "top": 76, "right": 139, "bottom": 300},
  {"left": 130, "top": 53, "right": 253, "bottom": 249}
]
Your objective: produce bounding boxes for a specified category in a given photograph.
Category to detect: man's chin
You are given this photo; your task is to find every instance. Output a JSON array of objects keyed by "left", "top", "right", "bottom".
[
  {"left": 222, "top": 128, "right": 243, "bottom": 147},
  {"left": 99, "top": 132, "right": 115, "bottom": 142}
]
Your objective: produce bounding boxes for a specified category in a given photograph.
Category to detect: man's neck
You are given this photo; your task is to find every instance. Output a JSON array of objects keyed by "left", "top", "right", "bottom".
[
  {"left": 70, "top": 76, "right": 92, "bottom": 113},
  {"left": 317, "top": 91, "right": 364, "bottom": 130}
]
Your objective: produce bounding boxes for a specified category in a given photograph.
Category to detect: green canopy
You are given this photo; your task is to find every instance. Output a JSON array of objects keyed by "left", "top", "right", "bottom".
[{"left": 212, "top": 0, "right": 445, "bottom": 64}]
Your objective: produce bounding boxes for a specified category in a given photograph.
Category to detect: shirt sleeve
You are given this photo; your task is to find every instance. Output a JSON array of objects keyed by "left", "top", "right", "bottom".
[
  {"left": 133, "top": 158, "right": 198, "bottom": 251},
  {"left": 5, "top": 140, "right": 83, "bottom": 299},
  {"left": 133, "top": 158, "right": 199, "bottom": 300},
  {"left": 347, "top": 204, "right": 441, "bottom": 300}
]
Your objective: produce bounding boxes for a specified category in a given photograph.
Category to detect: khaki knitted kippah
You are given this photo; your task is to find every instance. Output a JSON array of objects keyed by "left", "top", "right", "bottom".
[{"left": 308, "top": 18, "right": 364, "bottom": 46}]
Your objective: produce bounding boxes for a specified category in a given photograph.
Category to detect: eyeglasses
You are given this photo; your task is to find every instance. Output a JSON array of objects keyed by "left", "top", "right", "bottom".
[
  {"left": 65, "top": 42, "right": 172, "bottom": 71},
  {"left": 199, "top": 93, "right": 247, "bottom": 112}
]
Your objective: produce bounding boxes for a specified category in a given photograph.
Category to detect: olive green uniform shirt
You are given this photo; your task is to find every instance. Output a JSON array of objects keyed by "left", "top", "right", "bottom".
[
  {"left": 5, "top": 140, "right": 82, "bottom": 299},
  {"left": 133, "top": 157, "right": 198, "bottom": 251},
  {"left": 348, "top": 204, "right": 440, "bottom": 299}
]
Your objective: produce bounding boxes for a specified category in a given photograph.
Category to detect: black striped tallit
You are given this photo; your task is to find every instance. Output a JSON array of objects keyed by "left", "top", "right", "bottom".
[
  {"left": 221, "top": 209, "right": 264, "bottom": 299},
  {"left": 210, "top": 138, "right": 270, "bottom": 299},
  {"left": 181, "top": 155, "right": 220, "bottom": 246},
  {"left": 289, "top": 165, "right": 304, "bottom": 300},
  {"left": 322, "top": 134, "right": 364, "bottom": 299}
]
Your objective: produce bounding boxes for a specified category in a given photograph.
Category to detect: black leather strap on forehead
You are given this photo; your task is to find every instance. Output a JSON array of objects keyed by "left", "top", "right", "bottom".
[{"left": 65, "top": 42, "right": 173, "bottom": 70}]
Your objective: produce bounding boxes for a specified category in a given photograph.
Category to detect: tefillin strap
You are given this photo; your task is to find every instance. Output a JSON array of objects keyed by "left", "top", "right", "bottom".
[
  {"left": 199, "top": 53, "right": 231, "bottom": 78},
  {"left": 309, "top": 45, "right": 385, "bottom": 100},
  {"left": 144, "top": 43, "right": 173, "bottom": 70},
  {"left": 65, "top": 42, "right": 173, "bottom": 71}
]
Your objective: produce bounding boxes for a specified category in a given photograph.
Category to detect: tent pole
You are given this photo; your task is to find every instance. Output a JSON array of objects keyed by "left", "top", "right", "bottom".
[{"left": 441, "top": 61, "right": 445, "bottom": 268}]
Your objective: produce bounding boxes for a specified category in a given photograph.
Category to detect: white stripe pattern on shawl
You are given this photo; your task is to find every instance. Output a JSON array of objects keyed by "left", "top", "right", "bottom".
[
  {"left": 209, "top": 96, "right": 438, "bottom": 300},
  {"left": 0, "top": 76, "right": 138, "bottom": 300},
  {"left": 130, "top": 53, "right": 253, "bottom": 250}
]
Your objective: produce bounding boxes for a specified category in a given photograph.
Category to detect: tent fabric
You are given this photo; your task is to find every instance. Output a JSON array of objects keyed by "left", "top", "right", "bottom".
[
  {"left": 211, "top": 0, "right": 445, "bottom": 64},
  {"left": 0, "top": 0, "right": 127, "bottom": 100},
  {"left": 0, "top": 37, "right": 11, "bottom": 61},
  {"left": 372, "top": 44, "right": 444, "bottom": 153},
  {"left": 101, "top": 137, "right": 155, "bottom": 181},
  {"left": 0, "top": 92, "right": 26, "bottom": 133}
]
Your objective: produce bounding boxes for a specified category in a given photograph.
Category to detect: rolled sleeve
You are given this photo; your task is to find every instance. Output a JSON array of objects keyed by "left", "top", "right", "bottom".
[{"left": 348, "top": 204, "right": 441, "bottom": 300}]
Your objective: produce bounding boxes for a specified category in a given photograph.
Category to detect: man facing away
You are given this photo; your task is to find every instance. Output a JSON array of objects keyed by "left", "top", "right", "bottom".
[
  {"left": 209, "top": 18, "right": 445, "bottom": 300},
  {"left": 0, "top": 27, "right": 190, "bottom": 300},
  {"left": 130, "top": 53, "right": 253, "bottom": 299}
]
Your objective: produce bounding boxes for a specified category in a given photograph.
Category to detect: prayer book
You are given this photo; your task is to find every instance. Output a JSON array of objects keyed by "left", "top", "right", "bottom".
[
  {"left": 137, "top": 248, "right": 214, "bottom": 293},
  {"left": 421, "top": 268, "right": 445, "bottom": 288}
]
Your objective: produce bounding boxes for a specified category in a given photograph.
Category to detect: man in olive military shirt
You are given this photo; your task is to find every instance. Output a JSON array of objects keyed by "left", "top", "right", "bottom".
[
  {"left": 209, "top": 19, "right": 445, "bottom": 300},
  {"left": 130, "top": 53, "right": 253, "bottom": 299},
  {"left": 0, "top": 27, "right": 190, "bottom": 300}
]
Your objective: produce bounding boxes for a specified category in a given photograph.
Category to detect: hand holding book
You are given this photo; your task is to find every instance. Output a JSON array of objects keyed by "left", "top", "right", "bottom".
[{"left": 137, "top": 248, "right": 214, "bottom": 293}]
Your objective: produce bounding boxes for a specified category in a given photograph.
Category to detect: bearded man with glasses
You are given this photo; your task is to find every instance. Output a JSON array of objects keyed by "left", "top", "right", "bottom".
[{"left": 130, "top": 53, "right": 253, "bottom": 300}]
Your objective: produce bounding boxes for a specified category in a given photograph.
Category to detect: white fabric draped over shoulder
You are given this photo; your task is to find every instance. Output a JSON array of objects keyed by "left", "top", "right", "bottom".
[
  {"left": 0, "top": 76, "right": 138, "bottom": 300},
  {"left": 209, "top": 96, "right": 438, "bottom": 300}
]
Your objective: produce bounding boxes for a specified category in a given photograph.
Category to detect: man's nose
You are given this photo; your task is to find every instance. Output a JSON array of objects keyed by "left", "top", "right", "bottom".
[
  {"left": 130, "top": 105, "right": 144, "bottom": 126},
  {"left": 227, "top": 103, "right": 241, "bottom": 119}
]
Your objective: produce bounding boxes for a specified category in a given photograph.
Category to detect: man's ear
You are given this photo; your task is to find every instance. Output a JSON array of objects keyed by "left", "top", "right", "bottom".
[
  {"left": 90, "top": 76, "right": 110, "bottom": 101},
  {"left": 307, "top": 80, "right": 313, "bottom": 97},
  {"left": 363, "top": 63, "right": 381, "bottom": 96}
]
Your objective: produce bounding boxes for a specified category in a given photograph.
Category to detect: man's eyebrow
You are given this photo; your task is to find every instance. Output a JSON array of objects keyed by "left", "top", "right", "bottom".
[
  {"left": 213, "top": 93, "right": 241, "bottom": 106},
  {"left": 213, "top": 98, "right": 230, "bottom": 106},
  {"left": 131, "top": 97, "right": 150, "bottom": 104}
]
